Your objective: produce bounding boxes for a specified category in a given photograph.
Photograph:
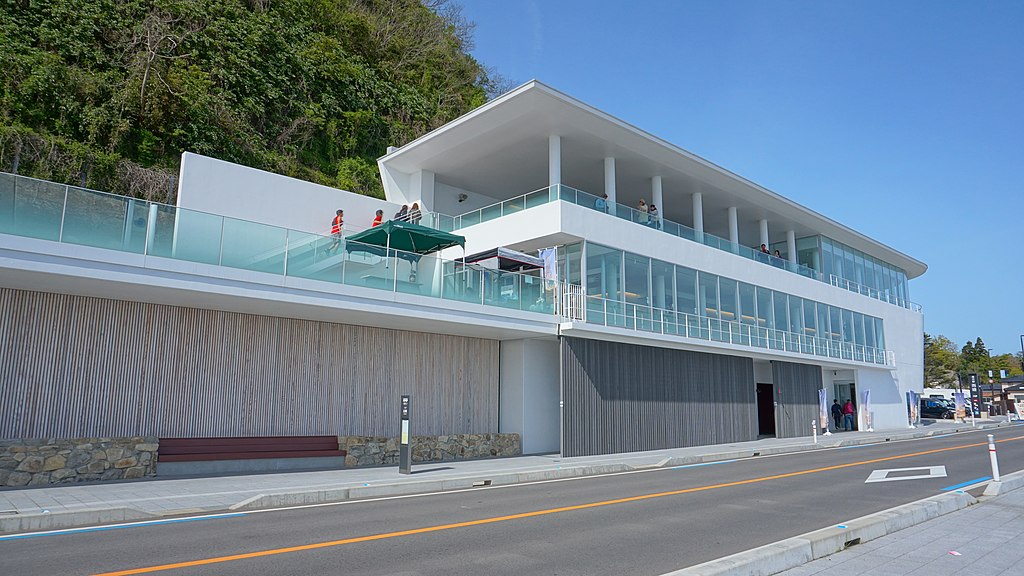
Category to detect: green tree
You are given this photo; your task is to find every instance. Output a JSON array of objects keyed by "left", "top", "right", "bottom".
[
  {"left": 924, "top": 334, "right": 960, "bottom": 387},
  {"left": 0, "top": 0, "right": 505, "bottom": 201}
]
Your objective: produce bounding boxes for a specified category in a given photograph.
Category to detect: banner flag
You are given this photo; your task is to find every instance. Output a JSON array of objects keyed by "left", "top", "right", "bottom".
[
  {"left": 861, "top": 389, "right": 872, "bottom": 431},
  {"left": 907, "top": 391, "right": 920, "bottom": 427},
  {"left": 818, "top": 389, "right": 829, "bottom": 432},
  {"left": 954, "top": 392, "right": 966, "bottom": 422}
]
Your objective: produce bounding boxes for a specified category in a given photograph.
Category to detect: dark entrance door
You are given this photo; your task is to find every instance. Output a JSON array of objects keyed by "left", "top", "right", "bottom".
[{"left": 756, "top": 383, "right": 776, "bottom": 436}]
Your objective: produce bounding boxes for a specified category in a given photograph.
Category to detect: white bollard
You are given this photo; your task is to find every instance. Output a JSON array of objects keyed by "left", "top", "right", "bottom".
[
  {"left": 812, "top": 419, "right": 818, "bottom": 444},
  {"left": 988, "top": 434, "right": 1001, "bottom": 482}
]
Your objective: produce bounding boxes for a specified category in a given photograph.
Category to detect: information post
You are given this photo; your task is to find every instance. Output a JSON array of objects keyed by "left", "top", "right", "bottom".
[{"left": 399, "top": 395, "right": 411, "bottom": 475}]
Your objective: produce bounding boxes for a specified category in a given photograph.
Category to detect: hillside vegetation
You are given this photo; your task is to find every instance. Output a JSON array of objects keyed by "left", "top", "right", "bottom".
[{"left": 0, "top": 0, "right": 504, "bottom": 201}]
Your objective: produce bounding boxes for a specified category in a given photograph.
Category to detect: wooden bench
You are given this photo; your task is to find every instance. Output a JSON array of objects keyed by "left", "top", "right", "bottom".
[{"left": 158, "top": 436, "right": 345, "bottom": 463}]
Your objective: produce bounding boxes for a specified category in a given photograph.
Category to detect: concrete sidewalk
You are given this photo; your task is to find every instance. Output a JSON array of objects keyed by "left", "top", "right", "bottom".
[{"left": 0, "top": 419, "right": 1013, "bottom": 537}]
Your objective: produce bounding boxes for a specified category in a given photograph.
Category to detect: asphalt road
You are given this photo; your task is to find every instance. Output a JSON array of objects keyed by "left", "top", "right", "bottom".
[{"left": 4, "top": 427, "right": 1023, "bottom": 576}]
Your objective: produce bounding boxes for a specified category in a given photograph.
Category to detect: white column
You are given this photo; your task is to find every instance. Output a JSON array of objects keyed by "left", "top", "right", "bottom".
[
  {"left": 692, "top": 192, "right": 704, "bottom": 241},
  {"left": 728, "top": 207, "right": 739, "bottom": 247},
  {"left": 787, "top": 230, "right": 797, "bottom": 264},
  {"left": 651, "top": 176, "right": 663, "bottom": 213},
  {"left": 759, "top": 219, "right": 769, "bottom": 248},
  {"left": 604, "top": 157, "right": 616, "bottom": 216},
  {"left": 548, "top": 135, "right": 561, "bottom": 188},
  {"left": 412, "top": 170, "right": 435, "bottom": 210}
]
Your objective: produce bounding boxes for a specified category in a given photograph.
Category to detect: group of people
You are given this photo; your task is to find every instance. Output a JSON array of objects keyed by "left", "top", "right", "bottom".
[
  {"left": 831, "top": 399, "right": 857, "bottom": 431},
  {"left": 636, "top": 199, "right": 661, "bottom": 228},
  {"left": 758, "top": 244, "right": 783, "bottom": 261},
  {"left": 322, "top": 202, "right": 424, "bottom": 255}
]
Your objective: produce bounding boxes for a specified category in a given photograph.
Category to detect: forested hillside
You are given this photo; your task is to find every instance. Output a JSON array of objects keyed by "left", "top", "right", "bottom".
[{"left": 0, "top": 0, "right": 505, "bottom": 201}]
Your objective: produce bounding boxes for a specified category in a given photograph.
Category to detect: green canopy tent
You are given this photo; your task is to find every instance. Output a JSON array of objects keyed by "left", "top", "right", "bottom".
[{"left": 346, "top": 220, "right": 466, "bottom": 264}]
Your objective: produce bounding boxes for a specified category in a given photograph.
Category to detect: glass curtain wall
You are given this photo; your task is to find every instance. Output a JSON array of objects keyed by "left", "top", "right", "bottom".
[
  {"left": 822, "top": 236, "right": 910, "bottom": 303},
  {"left": 581, "top": 241, "right": 886, "bottom": 356}
]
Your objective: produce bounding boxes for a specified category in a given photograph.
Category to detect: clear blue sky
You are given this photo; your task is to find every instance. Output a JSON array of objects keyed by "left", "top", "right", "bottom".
[{"left": 460, "top": 0, "right": 1024, "bottom": 357}]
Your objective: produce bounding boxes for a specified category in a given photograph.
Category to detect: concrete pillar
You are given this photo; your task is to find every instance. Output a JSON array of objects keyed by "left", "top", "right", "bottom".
[
  {"left": 411, "top": 170, "right": 435, "bottom": 211},
  {"left": 604, "top": 157, "right": 616, "bottom": 216},
  {"left": 787, "top": 230, "right": 797, "bottom": 264},
  {"left": 759, "top": 219, "right": 769, "bottom": 248},
  {"left": 651, "top": 176, "right": 663, "bottom": 222},
  {"left": 653, "top": 272, "right": 667, "bottom": 309},
  {"left": 728, "top": 207, "right": 739, "bottom": 248},
  {"left": 548, "top": 135, "right": 561, "bottom": 188},
  {"left": 692, "top": 192, "right": 704, "bottom": 241}
]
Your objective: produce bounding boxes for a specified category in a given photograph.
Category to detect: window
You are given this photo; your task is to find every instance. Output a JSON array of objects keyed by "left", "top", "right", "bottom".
[
  {"left": 675, "top": 267, "right": 697, "bottom": 315},
  {"left": 719, "top": 278, "right": 738, "bottom": 322},
  {"left": 756, "top": 286, "right": 773, "bottom": 329},
  {"left": 651, "top": 260, "right": 674, "bottom": 310},
  {"left": 698, "top": 273, "right": 719, "bottom": 318},
  {"left": 739, "top": 282, "right": 756, "bottom": 325},
  {"left": 624, "top": 253, "right": 650, "bottom": 306}
]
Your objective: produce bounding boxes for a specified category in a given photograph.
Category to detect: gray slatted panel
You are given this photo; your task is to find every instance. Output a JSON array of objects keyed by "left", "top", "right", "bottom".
[
  {"left": 0, "top": 288, "right": 498, "bottom": 438},
  {"left": 561, "top": 336, "right": 756, "bottom": 457},
  {"left": 772, "top": 361, "right": 823, "bottom": 439}
]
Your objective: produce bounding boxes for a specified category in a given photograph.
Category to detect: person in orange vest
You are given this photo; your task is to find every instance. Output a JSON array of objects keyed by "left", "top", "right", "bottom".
[
  {"left": 324, "top": 209, "right": 343, "bottom": 255},
  {"left": 372, "top": 209, "right": 384, "bottom": 227}
]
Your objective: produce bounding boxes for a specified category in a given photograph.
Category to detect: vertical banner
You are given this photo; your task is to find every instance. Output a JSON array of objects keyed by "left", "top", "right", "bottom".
[
  {"left": 907, "top": 391, "right": 919, "bottom": 427},
  {"left": 860, "top": 389, "right": 873, "bottom": 432},
  {"left": 818, "top": 389, "right": 829, "bottom": 432},
  {"left": 954, "top": 392, "right": 966, "bottom": 422}
]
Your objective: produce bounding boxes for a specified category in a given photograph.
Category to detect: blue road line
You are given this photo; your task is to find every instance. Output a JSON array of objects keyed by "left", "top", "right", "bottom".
[
  {"left": 941, "top": 477, "right": 991, "bottom": 491},
  {"left": 671, "top": 459, "right": 737, "bottom": 470},
  {"left": 0, "top": 512, "right": 247, "bottom": 541},
  {"left": 836, "top": 444, "right": 869, "bottom": 449}
]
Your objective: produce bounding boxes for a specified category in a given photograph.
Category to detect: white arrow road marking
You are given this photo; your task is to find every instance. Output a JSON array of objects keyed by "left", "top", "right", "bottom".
[{"left": 865, "top": 466, "right": 947, "bottom": 483}]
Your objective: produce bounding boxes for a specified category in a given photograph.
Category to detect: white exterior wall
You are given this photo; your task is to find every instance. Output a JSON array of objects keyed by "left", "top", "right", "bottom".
[
  {"left": 499, "top": 338, "right": 561, "bottom": 454},
  {"left": 432, "top": 181, "right": 502, "bottom": 218},
  {"left": 443, "top": 200, "right": 923, "bottom": 432},
  {"left": 177, "top": 153, "right": 400, "bottom": 235}
]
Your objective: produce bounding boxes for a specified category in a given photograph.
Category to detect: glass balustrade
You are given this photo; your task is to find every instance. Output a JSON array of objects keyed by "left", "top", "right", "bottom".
[
  {"left": 0, "top": 172, "right": 557, "bottom": 317},
  {"left": 440, "top": 182, "right": 918, "bottom": 310},
  {"left": 580, "top": 295, "right": 893, "bottom": 366}
]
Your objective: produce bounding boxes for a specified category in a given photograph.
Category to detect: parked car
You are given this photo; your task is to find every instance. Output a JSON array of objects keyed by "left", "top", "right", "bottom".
[{"left": 920, "top": 398, "right": 954, "bottom": 419}]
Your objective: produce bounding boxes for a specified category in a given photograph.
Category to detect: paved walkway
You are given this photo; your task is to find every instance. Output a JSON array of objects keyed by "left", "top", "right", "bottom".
[{"left": 777, "top": 479, "right": 1024, "bottom": 576}]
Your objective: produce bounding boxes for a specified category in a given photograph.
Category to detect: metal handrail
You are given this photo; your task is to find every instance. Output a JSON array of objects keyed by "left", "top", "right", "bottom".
[{"left": 574, "top": 294, "right": 896, "bottom": 367}]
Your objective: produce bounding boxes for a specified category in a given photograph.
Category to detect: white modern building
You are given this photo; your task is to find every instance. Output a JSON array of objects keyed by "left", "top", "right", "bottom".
[{"left": 0, "top": 81, "right": 925, "bottom": 460}]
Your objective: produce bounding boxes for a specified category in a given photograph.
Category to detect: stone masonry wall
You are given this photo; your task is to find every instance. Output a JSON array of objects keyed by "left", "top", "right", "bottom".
[
  {"left": 340, "top": 433, "right": 520, "bottom": 468},
  {"left": 0, "top": 437, "right": 158, "bottom": 486}
]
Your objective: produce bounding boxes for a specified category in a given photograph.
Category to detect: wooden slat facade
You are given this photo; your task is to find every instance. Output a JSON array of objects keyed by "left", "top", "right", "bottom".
[
  {"left": 0, "top": 288, "right": 499, "bottom": 439},
  {"left": 771, "top": 360, "right": 823, "bottom": 439},
  {"left": 560, "top": 337, "right": 757, "bottom": 457}
]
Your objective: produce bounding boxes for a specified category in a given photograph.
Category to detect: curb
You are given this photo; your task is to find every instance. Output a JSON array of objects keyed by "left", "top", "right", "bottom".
[
  {"left": 666, "top": 468, "right": 1024, "bottom": 576},
  {"left": 0, "top": 506, "right": 156, "bottom": 535}
]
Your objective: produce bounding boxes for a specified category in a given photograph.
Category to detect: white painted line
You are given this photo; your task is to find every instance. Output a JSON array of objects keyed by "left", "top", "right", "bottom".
[{"left": 865, "top": 466, "right": 946, "bottom": 483}]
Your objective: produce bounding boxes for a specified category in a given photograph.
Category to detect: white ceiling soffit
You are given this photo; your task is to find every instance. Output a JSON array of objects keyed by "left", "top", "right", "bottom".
[{"left": 380, "top": 81, "right": 927, "bottom": 279}]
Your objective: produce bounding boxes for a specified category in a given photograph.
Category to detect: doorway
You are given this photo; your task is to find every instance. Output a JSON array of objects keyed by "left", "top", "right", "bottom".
[
  {"left": 756, "top": 383, "right": 776, "bottom": 437},
  {"left": 834, "top": 381, "right": 857, "bottom": 431}
]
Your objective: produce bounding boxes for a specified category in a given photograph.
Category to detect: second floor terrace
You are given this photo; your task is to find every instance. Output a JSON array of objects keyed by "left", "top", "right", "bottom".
[{"left": 0, "top": 171, "right": 898, "bottom": 369}]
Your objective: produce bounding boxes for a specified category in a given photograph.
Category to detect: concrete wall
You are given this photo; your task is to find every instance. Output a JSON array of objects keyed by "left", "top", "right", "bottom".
[
  {"left": 499, "top": 338, "right": 560, "bottom": 454},
  {"left": 177, "top": 152, "right": 400, "bottom": 235}
]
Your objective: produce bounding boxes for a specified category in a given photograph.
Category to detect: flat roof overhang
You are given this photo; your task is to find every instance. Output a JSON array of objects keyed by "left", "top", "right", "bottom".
[{"left": 379, "top": 81, "right": 926, "bottom": 279}]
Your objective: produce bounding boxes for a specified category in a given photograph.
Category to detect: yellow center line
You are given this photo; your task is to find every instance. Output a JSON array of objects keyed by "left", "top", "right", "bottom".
[{"left": 95, "top": 434, "right": 1024, "bottom": 576}]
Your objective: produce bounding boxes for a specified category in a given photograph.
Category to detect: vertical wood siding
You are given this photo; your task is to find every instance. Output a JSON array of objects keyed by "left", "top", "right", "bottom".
[
  {"left": 772, "top": 361, "right": 823, "bottom": 439},
  {"left": 560, "top": 337, "right": 756, "bottom": 457},
  {"left": 0, "top": 288, "right": 498, "bottom": 439}
]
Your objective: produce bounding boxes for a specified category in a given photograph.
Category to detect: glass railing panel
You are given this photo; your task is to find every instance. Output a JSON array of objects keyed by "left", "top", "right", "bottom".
[
  {"left": 586, "top": 297, "right": 606, "bottom": 325},
  {"left": 481, "top": 203, "right": 503, "bottom": 223},
  {"left": 148, "top": 206, "right": 221, "bottom": 265},
  {"left": 0, "top": 172, "right": 17, "bottom": 233},
  {"left": 394, "top": 252, "right": 433, "bottom": 297},
  {"left": 441, "top": 263, "right": 483, "bottom": 305},
  {"left": 605, "top": 300, "right": 626, "bottom": 328},
  {"left": 519, "top": 276, "right": 552, "bottom": 313},
  {"left": 342, "top": 242, "right": 394, "bottom": 289},
  {"left": 2, "top": 177, "right": 65, "bottom": 241},
  {"left": 524, "top": 188, "right": 549, "bottom": 209},
  {"left": 483, "top": 269, "right": 521, "bottom": 310},
  {"left": 285, "top": 230, "right": 343, "bottom": 283},
  {"left": 62, "top": 187, "right": 148, "bottom": 253},
  {"left": 220, "top": 216, "right": 287, "bottom": 274}
]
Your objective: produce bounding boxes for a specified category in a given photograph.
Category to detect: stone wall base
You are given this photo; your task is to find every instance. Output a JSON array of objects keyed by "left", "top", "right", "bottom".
[
  {"left": 340, "top": 433, "right": 521, "bottom": 467},
  {"left": 0, "top": 437, "right": 158, "bottom": 486}
]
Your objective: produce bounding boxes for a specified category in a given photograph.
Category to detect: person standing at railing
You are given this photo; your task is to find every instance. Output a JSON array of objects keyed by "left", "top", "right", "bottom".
[
  {"left": 637, "top": 199, "right": 649, "bottom": 224},
  {"left": 372, "top": 209, "right": 383, "bottom": 227},
  {"left": 648, "top": 204, "right": 660, "bottom": 229},
  {"left": 394, "top": 205, "right": 409, "bottom": 221},
  {"left": 408, "top": 202, "right": 421, "bottom": 225},
  {"left": 324, "top": 209, "right": 344, "bottom": 255},
  {"left": 595, "top": 193, "right": 609, "bottom": 213}
]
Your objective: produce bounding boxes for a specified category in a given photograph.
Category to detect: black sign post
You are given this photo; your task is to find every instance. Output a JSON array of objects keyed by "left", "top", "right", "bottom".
[
  {"left": 399, "top": 395, "right": 411, "bottom": 475},
  {"left": 968, "top": 373, "right": 980, "bottom": 418}
]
